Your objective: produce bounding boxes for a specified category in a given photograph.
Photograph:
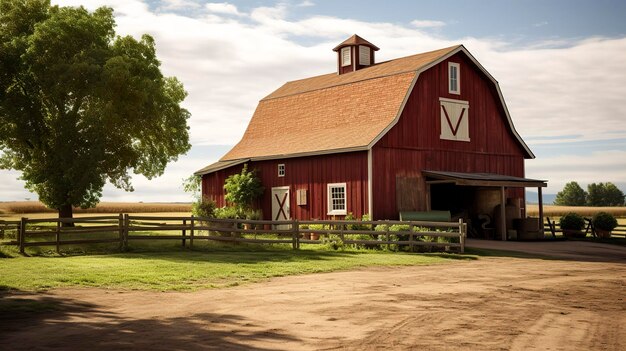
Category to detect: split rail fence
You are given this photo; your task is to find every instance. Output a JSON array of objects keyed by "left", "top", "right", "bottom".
[
  {"left": 1, "top": 215, "right": 467, "bottom": 254},
  {"left": 544, "top": 217, "right": 626, "bottom": 238}
]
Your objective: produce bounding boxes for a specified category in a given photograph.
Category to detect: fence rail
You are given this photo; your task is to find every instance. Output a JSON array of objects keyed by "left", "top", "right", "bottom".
[
  {"left": 7, "top": 215, "right": 467, "bottom": 254},
  {"left": 544, "top": 217, "right": 626, "bottom": 238}
]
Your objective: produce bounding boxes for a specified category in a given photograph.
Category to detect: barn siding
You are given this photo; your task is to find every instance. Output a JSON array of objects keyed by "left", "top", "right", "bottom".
[
  {"left": 372, "top": 52, "right": 527, "bottom": 220},
  {"left": 202, "top": 151, "right": 369, "bottom": 220}
]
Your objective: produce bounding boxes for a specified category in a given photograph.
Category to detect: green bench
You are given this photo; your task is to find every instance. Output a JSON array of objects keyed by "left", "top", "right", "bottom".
[{"left": 399, "top": 211, "right": 452, "bottom": 222}]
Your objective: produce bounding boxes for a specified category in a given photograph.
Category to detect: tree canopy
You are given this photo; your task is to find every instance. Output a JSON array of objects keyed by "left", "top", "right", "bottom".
[
  {"left": 587, "top": 182, "right": 625, "bottom": 207},
  {"left": 553, "top": 181, "right": 625, "bottom": 207},
  {"left": 553, "top": 181, "right": 587, "bottom": 206},
  {"left": 224, "top": 164, "right": 264, "bottom": 215},
  {"left": 0, "top": 0, "right": 190, "bottom": 217}
]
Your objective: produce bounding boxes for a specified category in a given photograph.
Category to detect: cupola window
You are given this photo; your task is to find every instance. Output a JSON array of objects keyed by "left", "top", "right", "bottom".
[
  {"left": 341, "top": 47, "right": 351, "bottom": 67},
  {"left": 359, "top": 45, "right": 370, "bottom": 66}
]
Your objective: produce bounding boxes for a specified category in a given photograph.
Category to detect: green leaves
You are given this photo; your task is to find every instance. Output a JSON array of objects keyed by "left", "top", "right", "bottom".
[
  {"left": 0, "top": 0, "right": 191, "bottom": 214},
  {"left": 224, "top": 164, "right": 264, "bottom": 214}
]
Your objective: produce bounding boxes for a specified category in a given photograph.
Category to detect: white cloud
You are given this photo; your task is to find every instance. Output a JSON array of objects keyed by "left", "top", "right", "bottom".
[
  {"left": 2, "top": 0, "right": 624, "bottom": 202},
  {"left": 204, "top": 2, "right": 243, "bottom": 16},
  {"left": 159, "top": 0, "right": 202, "bottom": 10},
  {"left": 526, "top": 151, "right": 626, "bottom": 193},
  {"left": 411, "top": 20, "right": 446, "bottom": 28}
]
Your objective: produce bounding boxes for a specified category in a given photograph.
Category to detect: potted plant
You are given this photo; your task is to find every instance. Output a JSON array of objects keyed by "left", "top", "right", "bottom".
[
  {"left": 559, "top": 212, "right": 586, "bottom": 238},
  {"left": 592, "top": 212, "right": 618, "bottom": 238}
]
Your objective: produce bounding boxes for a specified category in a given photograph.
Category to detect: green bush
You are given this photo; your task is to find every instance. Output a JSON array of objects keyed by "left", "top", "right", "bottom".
[
  {"left": 592, "top": 212, "right": 618, "bottom": 231},
  {"left": 559, "top": 212, "right": 585, "bottom": 231},
  {"left": 214, "top": 206, "right": 240, "bottom": 219},
  {"left": 244, "top": 209, "right": 262, "bottom": 221},
  {"left": 191, "top": 196, "right": 216, "bottom": 218}
]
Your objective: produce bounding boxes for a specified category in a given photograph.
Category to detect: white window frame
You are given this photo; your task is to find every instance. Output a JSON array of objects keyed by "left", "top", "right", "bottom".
[
  {"left": 448, "top": 62, "right": 460, "bottom": 95},
  {"left": 341, "top": 47, "right": 351, "bottom": 67},
  {"left": 359, "top": 45, "right": 370, "bottom": 66},
  {"left": 327, "top": 182, "right": 347, "bottom": 215},
  {"left": 277, "top": 163, "right": 285, "bottom": 177}
]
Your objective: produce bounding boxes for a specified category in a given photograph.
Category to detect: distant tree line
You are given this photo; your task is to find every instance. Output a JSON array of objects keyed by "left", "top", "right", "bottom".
[{"left": 554, "top": 181, "right": 625, "bottom": 206}]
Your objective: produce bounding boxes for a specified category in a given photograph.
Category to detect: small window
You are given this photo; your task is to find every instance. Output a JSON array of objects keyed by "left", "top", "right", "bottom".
[
  {"left": 359, "top": 45, "right": 370, "bottom": 66},
  {"left": 327, "top": 183, "right": 347, "bottom": 215},
  {"left": 278, "top": 164, "right": 285, "bottom": 177},
  {"left": 449, "top": 62, "right": 460, "bottom": 94},
  {"left": 341, "top": 47, "right": 351, "bottom": 67}
]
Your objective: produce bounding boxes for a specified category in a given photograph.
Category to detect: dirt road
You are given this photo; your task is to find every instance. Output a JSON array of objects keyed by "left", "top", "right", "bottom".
[{"left": 1, "top": 243, "right": 625, "bottom": 350}]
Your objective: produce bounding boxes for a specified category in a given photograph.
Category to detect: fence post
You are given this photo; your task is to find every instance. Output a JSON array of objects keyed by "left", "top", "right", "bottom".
[
  {"left": 118, "top": 214, "right": 124, "bottom": 252},
  {"left": 19, "top": 217, "right": 26, "bottom": 255},
  {"left": 409, "top": 223, "right": 414, "bottom": 252},
  {"left": 292, "top": 219, "right": 299, "bottom": 250},
  {"left": 190, "top": 215, "right": 195, "bottom": 249},
  {"left": 182, "top": 218, "right": 187, "bottom": 247},
  {"left": 385, "top": 220, "right": 390, "bottom": 251},
  {"left": 55, "top": 219, "right": 61, "bottom": 254},
  {"left": 459, "top": 219, "right": 465, "bottom": 254},
  {"left": 123, "top": 214, "right": 129, "bottom": 250}
]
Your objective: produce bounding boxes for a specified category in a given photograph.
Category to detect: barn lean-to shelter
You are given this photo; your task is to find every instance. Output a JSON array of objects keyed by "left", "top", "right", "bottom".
[{"left": 196, "top": 35, "right": 547, "bottom": 240}]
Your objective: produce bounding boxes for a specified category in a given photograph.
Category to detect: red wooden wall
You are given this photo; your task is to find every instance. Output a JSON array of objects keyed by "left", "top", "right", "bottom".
[
  {"left": 372, "top": 52, "right": 527, "bottom": 220},
  {"left": 202, "top": 151, "right": 369, "bottom": 220}
]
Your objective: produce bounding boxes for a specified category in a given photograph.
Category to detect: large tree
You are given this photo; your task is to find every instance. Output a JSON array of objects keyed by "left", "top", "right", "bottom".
[
  {"left": 553, "top": 181, "right": 587, "bottom": 206},
  {"left": 0, "top": 0, "right": 190, "bottom": 218},
  {"left": 587, "top": 182, "right": 625, "bottom": 206}
]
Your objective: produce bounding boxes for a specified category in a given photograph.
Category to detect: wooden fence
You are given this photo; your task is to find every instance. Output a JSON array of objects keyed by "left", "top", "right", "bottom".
[
  {"left": 4, "top": 215, "right": 467, "bottom": 254},
  {"left": 544, "top": 217, "right": 626, "bottom": 238}
]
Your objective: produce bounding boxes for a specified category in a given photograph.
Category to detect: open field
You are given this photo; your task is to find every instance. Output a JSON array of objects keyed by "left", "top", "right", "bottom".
[
  {"left": 1, "top": 241, "right": 624, "bottom": 350},
  {"left": 527, "top": 204, "right": 626, "bottom": 218},
  {"left": 0, "top": 201, "right": 191, "bottom": 216}
]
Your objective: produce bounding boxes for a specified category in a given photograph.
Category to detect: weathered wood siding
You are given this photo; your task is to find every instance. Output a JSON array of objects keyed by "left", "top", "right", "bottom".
[
  {"left": 202, "top": 151, "right": 369, "bottom": 220},
  {"left": 372, "top": 52, "right": 527, "bottom": 220}
]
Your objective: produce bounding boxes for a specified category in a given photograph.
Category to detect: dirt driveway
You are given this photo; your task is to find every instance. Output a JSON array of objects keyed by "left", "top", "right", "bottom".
[{"left": 1, "top": 242, "right": 625, "bottom": 350}]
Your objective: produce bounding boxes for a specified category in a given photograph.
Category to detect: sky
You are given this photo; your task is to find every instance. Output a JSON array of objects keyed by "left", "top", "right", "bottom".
[{"left": 1, "top": 0, "right": 626, "bottom": 203}]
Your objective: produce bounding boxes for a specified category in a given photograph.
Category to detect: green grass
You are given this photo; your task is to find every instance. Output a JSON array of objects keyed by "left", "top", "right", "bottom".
[{"left": 0, "top": 249, "right": 472, "bottom": 292}]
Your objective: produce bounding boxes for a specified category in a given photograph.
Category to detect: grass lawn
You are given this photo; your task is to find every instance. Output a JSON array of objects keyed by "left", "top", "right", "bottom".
[{"left": 0, "top": 249, "right": 471, "bottom": 292}]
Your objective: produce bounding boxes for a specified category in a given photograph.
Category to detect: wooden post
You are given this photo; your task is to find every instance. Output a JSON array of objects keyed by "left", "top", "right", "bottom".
[
  {"left": 190, "top": 215, "right": 195, "bottom": 249},
  {"left": 19, "top": 217, "right": 26, "bottom": 255},
  {"left": 538, "top": 186, "right": 544, "bottom": 237},
  {"left": 123, "top": 214, "right": 129, "bottom": 250},
  {"left": 55, "top": 220, "right": 61, "bottom": 254},
  {"left": 291, "top": 219, "right": 299, "bottom": 249},
  {"left": 459, "top": 219, "right": 466, "bottom": 254},
  {"left": 385, "top": 221, "right": 390, "bottom": 251},
  {"left": 118, "top": 214, "right": 124, "bottom": 252},
  {"left": 425, "top": 184, "right": 431, "bottom": 211},
  {"left": 182, "top": 218, "right": 187, "bottom": 247},
  {"left": 500, "top": 186, "right": 506, "bottom": 241},
  {"left": 409, "top": 223, "right": 414, "bottom": 252}
]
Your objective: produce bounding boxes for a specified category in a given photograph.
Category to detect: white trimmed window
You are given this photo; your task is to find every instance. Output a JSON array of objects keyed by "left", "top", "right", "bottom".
[
  {"left": 359, "top": 45, "right": 370, "bottom": 66},
  {"left": 341, "top": 47, "right": 351, "bottom": 67},
  {"left": 327, "top": 183, "right": 347, "bottom": 215},
  {"left": 278, "top": 164, "right": 285, "bottom": 177},
  {"left": 449, "top": 62, "right": 460, "bottom": 94}
]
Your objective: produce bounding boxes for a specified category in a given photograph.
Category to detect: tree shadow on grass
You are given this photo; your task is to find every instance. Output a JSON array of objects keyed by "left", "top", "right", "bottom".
[{"left": 0, "top": 290, "right": 300, "bottom": 350}]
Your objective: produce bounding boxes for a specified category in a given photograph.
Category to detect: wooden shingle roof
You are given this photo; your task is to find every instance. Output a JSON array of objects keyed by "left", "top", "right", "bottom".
[{"left": 218, "top": 46, "right": 459, "bottom": 162}]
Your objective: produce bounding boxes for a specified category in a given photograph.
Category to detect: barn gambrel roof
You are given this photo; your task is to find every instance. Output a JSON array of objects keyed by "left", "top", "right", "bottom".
[{"left": 196, "top": 45, "right": 534, "bottom": 175}]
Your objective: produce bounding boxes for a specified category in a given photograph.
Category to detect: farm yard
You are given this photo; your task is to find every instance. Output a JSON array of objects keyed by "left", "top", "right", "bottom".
[
  {"left": 1, "top": 244, "right": 624, "bottom": 350},
  {"left": 1, "top": 202, "right": 625, "bottom": 350}
]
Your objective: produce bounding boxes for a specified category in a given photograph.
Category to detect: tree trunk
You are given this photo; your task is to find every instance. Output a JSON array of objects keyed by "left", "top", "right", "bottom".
[{"left": 58, "top": 204, "right": 74, "bottom": 227}]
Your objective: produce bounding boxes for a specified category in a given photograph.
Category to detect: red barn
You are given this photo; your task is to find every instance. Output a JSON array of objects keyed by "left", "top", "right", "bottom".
[{"left": 196, "top": 35, "right": 546, "bottom": 239}]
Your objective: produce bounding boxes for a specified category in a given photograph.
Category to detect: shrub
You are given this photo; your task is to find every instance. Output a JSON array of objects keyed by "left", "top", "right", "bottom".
[
  {"left": 244, "top": 209, "right": 262, "bottom": 221},
  {"left": 191, "top": 196, "right": 216, "bottom": 218},
  {"left": 592, "top": 212, "right": 618, "bottom": 231},
  {"left": 559, "top": 212, "right": 585, "bottom": 231},
  {"left": 224, "top": 164, "right": 264, "bottom": 214},
  {"left": 214, "top": 206, "right": 240, "bottom": 219}
]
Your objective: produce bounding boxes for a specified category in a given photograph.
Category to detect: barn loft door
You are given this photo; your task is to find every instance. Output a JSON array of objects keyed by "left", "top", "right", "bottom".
[
  {"left": 396, "top": 176, "right": 422, "bottom": 212},
  {"left": 271, "top": 186, "right": 290, "bottom": 229}
]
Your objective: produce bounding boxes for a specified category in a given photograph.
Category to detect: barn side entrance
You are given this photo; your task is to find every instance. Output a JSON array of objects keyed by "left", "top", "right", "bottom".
[{"left": 423, "top": 171, "right": 547, "bottom": 241}]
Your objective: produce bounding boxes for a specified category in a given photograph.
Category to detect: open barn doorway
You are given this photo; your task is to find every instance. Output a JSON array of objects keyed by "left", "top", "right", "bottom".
[{"left": 424, "top": 171, "right": 547, "bottom": 241}]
